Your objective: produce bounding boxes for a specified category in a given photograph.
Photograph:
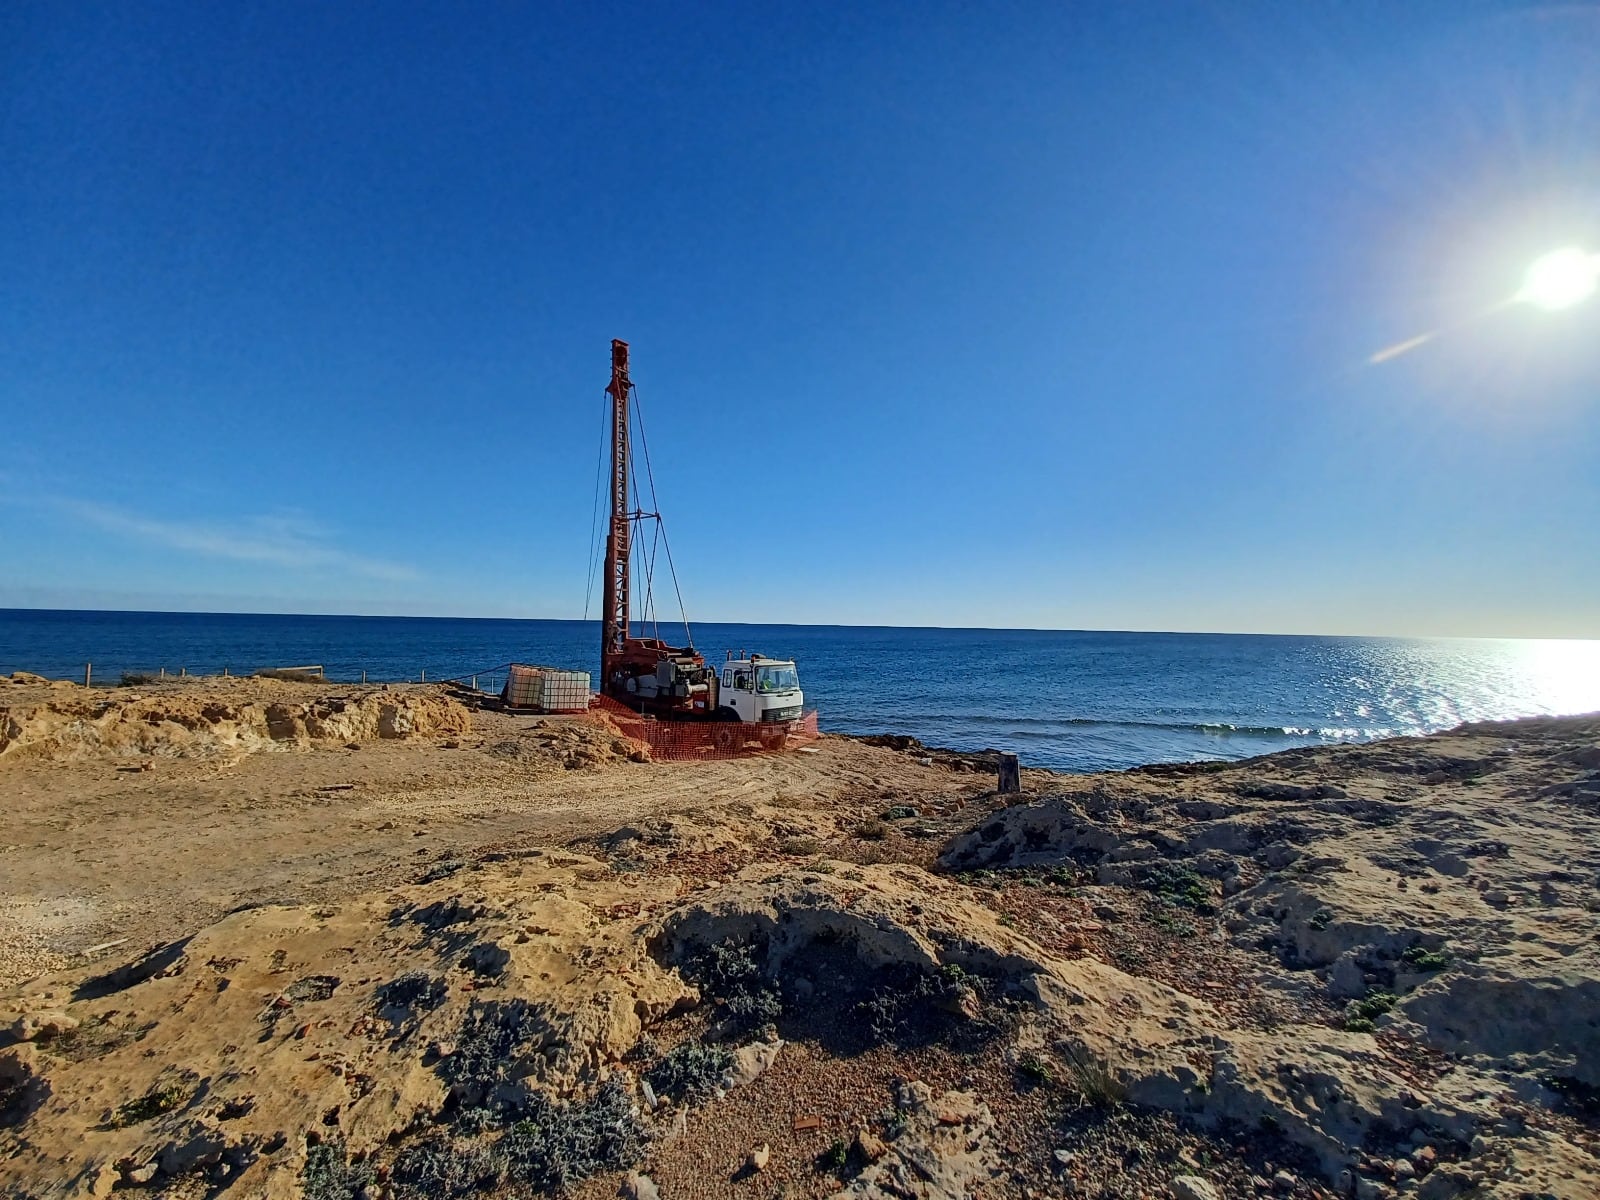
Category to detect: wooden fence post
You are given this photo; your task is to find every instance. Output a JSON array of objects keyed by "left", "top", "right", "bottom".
[
  {"left": 84, "top": 662, "right": 92, "bottom": 688},
  {"left": 997, "top": 753, "right": 1021, "bottom": 795}
]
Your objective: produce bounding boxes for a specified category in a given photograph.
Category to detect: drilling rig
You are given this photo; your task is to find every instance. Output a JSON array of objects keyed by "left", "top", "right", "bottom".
[
  {"left": 596, "top": 339, "right": 805, "bottom": 736},
  {"left": 598, "top": 339, "right": 719, "bottom": 718}
]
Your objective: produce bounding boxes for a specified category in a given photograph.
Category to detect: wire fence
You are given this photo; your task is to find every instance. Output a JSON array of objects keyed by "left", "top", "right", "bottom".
[{"left": 70, "top": 661, "right": 551, "bottom": 692}]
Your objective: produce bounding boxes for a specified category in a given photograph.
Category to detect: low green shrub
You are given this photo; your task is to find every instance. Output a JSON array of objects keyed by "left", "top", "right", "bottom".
[
  {"left": 853, "top": 961, "right": 979, "bottom": 1044},
  {"left": 1138, "top": 864, "right": 1216, "bottom": 914},
  {"left": 449, "top": 1000, "right": 546, "bottom": 1105},
  {"left": 1401, "top": 945, "right": 1449, "bottom": 971},
  {"left": 1343, "top": 990, "right": 1397, "bottom": 1032},
  {"left": 1017, "top": 1052, "right": 1054, "bottom": 1086},
  {"left": 643, "top": 1040, "right": 732, "bottom": 1103},
  {"left": 818, "top": 1138, "right": 849, "bottom": 1171},
  {"left": 388, "top": 1081, "right": 646, "bottom": 1199},
  {"left": 109, "top": 1076, "right": 192, "bottom": 1128},
  {"left": 680, "top": 939, "right": 782, "bottom": 1033},
  {"left": 302, "top": 1138, "right": 373, "bottom": 1200},
  {"left": 392, "top": 1136, "right": 501, "bottom": 1197},
  {"left": 500, "top": 1080, "right": 645, "bottom": 1193}
]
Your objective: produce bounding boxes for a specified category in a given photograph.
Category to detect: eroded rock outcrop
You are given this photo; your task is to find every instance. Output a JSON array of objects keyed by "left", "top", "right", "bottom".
[{"left": 939, "top": 717, "right": 1600, "bottom": 1198}]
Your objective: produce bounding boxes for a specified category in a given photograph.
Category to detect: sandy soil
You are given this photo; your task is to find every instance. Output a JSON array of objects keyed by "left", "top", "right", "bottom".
[
  {"left": 0, "top": 675, "right": 987, "bottom": 990},
  {"left": 2, "top": 674, "right": 1598, "bottom": 1200}
]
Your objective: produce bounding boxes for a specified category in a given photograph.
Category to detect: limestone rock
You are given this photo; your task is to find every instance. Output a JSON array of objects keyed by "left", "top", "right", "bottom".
[
  {"left": 855, "top": 1130, "right": 887, "bottom": 1161},
  {"left": 724, "top": 1038, "right": 783, "bottom": 1089},
  {"left": 656, "top": 863, "right": 1060, "bottom": 991},
  {"left": 7, "top": 1010, "right": 77, "bottom": 1042},
  {"left": 934, "top": 720, "right": 1600, "bottom": 1197},
  {"left": 123, "top": 1162, "right": 159, "bottom": 1185},
  {"left": 1172, "top": 1177, "right": 1221, "bottom": 1200},
  {"left": 826, "top": 1085, "right": 1000, "bottom": 1200},
  {"left": 6, "top": 713, "right": 1600, "bottom": 1200}
]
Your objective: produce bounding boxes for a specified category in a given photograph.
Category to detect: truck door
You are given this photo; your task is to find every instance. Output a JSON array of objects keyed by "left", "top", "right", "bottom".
[{"left": 728, "top": 666, "right": 755, "bottom": 721}]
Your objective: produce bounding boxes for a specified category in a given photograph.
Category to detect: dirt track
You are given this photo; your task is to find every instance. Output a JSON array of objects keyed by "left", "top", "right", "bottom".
[{"left": 0, "top": 681, "right": 984, "bottom": 988}]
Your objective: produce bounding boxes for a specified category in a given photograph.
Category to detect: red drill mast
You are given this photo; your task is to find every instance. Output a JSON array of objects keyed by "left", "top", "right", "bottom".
[
  {"left": 596, "top": 339, "right": 716, "bottom": 717},
  {"left": 600, "top": 339, "right": 632, "bottom": 672}
]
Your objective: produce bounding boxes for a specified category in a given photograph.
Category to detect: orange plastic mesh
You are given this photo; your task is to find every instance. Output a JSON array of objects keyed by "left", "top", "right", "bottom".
[{"left": 587, "top": 694, "right": 820, "bottom": 761}]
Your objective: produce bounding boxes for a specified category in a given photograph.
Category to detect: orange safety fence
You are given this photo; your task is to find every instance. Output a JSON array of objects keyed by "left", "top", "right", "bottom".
[{"left": 587, "top": 693, "right": 821, "bottom": 761}]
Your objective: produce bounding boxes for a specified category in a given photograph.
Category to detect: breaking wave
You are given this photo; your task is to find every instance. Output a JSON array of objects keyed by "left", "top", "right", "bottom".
[{"left": 894, "top": 713, "right": 1398, "bottom": 741}]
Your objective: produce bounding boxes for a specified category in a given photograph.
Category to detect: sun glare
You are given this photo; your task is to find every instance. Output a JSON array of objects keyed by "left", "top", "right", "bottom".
[{"left": 1516, "top": 246, "right": 1600, "bottom": 311}]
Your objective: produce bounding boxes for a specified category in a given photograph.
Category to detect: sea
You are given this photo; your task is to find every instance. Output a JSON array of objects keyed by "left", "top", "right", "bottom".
[{"left": 3, "top": 608, "right": 1598, "bottom": 774}]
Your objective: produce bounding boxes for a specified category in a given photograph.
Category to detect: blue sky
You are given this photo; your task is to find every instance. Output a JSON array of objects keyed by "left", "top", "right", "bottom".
[{"left": 2, "top": 1, "right": 1597, "bottom": 637}]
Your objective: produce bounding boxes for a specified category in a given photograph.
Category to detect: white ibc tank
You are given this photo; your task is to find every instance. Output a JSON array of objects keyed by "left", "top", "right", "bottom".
[{"left": 504, "top": 665, "right": 590, "bottom": 713}]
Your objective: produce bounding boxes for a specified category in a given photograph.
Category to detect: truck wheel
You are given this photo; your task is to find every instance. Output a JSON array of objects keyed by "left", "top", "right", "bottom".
[
  {"left": 712, "top": 725, "right": 739, "bottom": 751},
  {"left": 759, "top": 728, "right": 788, "bottom": 751},
  {"left": 713, "top": 707, "right": 740, "bottom": 722}
]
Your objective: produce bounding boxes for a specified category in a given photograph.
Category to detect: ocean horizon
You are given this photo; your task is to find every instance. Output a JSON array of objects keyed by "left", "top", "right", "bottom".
[{"left": 4, "top": 606, "right": 1598, "bottom": 774}]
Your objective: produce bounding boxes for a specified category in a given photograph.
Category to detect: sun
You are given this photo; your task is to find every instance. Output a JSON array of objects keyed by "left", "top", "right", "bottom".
[{"left": 1516, "top": 246, "right": 1600, "bottom": 311}]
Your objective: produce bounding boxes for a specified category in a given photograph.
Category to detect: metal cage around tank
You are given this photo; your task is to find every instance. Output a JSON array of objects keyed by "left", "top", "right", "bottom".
[{"left": 502, "top": 664, "right": 592, "bottom": 713}]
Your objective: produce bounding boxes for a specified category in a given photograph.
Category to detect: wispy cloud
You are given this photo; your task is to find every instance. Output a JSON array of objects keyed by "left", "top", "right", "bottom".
[{"left": 49, "top": 498, "right": 420, "bottom": 582}]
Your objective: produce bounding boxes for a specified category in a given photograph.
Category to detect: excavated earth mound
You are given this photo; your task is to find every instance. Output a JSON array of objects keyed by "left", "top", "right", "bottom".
[{"left": 0, "top": 680, "right": 472, "bottom": 763}]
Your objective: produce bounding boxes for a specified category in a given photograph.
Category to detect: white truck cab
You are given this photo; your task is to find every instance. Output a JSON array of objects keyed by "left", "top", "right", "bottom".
[{"left": 715, "top": 651, "right": 804, "bottom": 726}]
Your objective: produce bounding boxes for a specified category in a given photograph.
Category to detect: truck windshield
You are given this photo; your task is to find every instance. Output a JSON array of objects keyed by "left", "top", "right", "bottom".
[{"left": 756, "top": 665, "right": 799, "bottom": 693}]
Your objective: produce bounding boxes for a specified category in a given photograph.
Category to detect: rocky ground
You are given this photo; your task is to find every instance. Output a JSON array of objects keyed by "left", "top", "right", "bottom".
[{"left": 1, "top": 673, "right": 1597, "bottom": 1199}]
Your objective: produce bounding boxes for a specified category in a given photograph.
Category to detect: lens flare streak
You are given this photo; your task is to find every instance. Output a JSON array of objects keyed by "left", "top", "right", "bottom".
[
  {"left": 1368, "top": 331, "right": 1438, "bottom": 364},
  {"left": 1368, "top": 247, "right": 1595, "bottom": 366}
]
